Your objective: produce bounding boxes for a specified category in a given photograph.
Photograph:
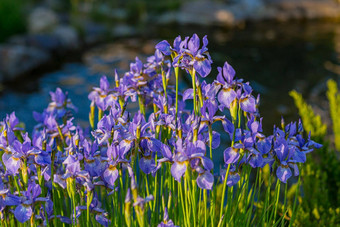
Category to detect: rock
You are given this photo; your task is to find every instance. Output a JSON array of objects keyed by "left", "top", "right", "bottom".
[
  {"left": 110, "top": 9, "right": 128, "bottom": 21},
  {"left": 253, "top": 0, "right": 340, "bottom": 21},
  {"left": 26, "top": 34, "right": 61, "bottom": 52},
  {"left": 28, "top": 7, "right": 59, "bottom": 33},
  {"left": 178, "top": 1, "right": 236, "bottom": 26},
  {"left": 112, "top": 24, "right": 137, "bottom": 38},
  {"left": 8, "top": 34, "right": 62, "bottom": 52},
  {"left": 0, "top": 45, "right": 51, "bottom": 82},
  {"left": 83, "top": 21, "right": 108, "bottom": 45},
  {"left": 53, "top": 25, "right": 79, "bottom": 49},
  {"left": 159, "top": 0, "right": 340, "bottom": 27}
]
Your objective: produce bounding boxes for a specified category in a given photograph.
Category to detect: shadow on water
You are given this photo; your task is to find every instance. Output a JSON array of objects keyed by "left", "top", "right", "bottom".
[{"left": 0, "top": 21, "right": 339, "bottom": 137}]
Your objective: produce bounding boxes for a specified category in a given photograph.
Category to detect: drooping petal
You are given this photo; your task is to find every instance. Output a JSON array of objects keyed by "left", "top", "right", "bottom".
[
  {"left": 196, "top": 171, "right": 213, "bottom": 190},
  {"left": 155, "top": 40, "right": 171, "bottom": 56},
  {"left": 103, "top": 167, "right": 119, "bottom": 186},
  {"left": 170, "top": 162, "right": 187, "bottom": 182},
  {"left": 256, "top": 137, "right": 272, "bottom": 154},
  {"left": 211, "top": 131, "right": 220, "bottom": 149},
  {"left": 4, "top": 194, "right": 21, "bottom": 206},
  {"left": 183, "top": 89, "right": 194, "bottom": 101},
  {"left": 148, "top": 138, "right": 162, "bottom": 153},
  {"left": 248, "top": 154, "right": 264, "bottom": 168},
  {"left": 291, "top": 150, "right": 306, "bottom": 163},
  {"left": 34, "top": 153, "right": 51, "bottom": 166},
  {"left": 218, "top": 88, "right": 237, "bottom": 109},
  {"left": 224, "top": 147, "right": 240, "bottom": 164},
  {"left": 276, "top": 166, "right": 292, "bottom": 183},
  {"left": 201, "top": 157, "right": 214, "bottom": 171},
  {"left": 240, "top": 96, "right": 256, "bottom": 113},
  {"left": 227, "top": 173, "right": 240, "bottom": 187},
  {"left": 96, "top": 214, "right": 110, "bottom": 227},
  {"left": 14, "top": 204, "right": 32, "bottom": 223},
  {"left": 221, "top": 118, "right": 234, "bottom": 135},
  {"left": 2, "top": 153, "right": 21, "bottom": 175},
  {"left": 194, "top": 59, "right": 211, "bottom": 78},
  {"left": 139, "top": 157, "right": 155, "bottom": 175}
]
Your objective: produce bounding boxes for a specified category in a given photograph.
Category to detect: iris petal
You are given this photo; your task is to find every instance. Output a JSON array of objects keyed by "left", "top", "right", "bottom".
[
  {"left": 14, "top": 204, "right": 32, "bottom": 223},
  {"left": 276, "top": 166, "right": 292, "bottom": 183},
  {"left": 196, "top": 171, "right": 213, "bottom": 190},
  {"left": 218, "top": 88, "right": 237, "bottom": 109},
  {"left": 103, "top": 168, "right": 119, "bottom": 186},
  {"left": 224, "top": 147, "right": 240, "bottom": 164},
  {"left": 171, "top": 162, "right": 187, "bottom": 182}
]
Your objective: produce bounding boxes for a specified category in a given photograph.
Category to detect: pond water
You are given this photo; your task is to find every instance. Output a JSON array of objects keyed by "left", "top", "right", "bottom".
[{"left": 1, "top": 21, "right": 339, "bottom": 137}]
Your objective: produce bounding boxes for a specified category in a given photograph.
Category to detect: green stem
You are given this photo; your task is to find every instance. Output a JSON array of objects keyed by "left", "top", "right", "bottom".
[
  {"left": 272, "top": 179, "right": 281, "bottom": 225},
  {"left": 289, "top": 175, "right": 300, "bottom": 226},
  {"left": 191, "top": 69, "right": 198, "bottom": 115},
  {"left": 203, "top": 190, "right": 207, "bottom": 227},
  {"left": 138, "top": 95, "right": 146, "bottom": 116},
  {"left": 219, "top": 164, "right": 231, "bottom": 224}
]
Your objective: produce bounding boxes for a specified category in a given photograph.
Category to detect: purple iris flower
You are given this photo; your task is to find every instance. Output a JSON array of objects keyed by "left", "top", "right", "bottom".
[
  {"left": 2, "top": 152, "right": 21, "bottom": 175},
  {"left": 156, "top": 35, "right": 188, "bottom": 57},
  {"left": 239, "top": 83, "right": 257, "bottom": 114},
  {"left": 270, "top": 120, "right": 322, "bottom": 183},
  {"left": 0, "top": 189, "right": 21, "bottom": 213},
  {"left": 3, "top": 112, "right": 23, "bottom": 131},
  {"left": 47, "top": 88, "right": 77, "bottom": 118},
  {"left": 14, "top": 182, "right": 48, "bottom": 223},
  {"left": 224, "top": 129, "right": 257, "bottom": 165},
  {"left": 103, "top": 143, "right": 129, "bottom": 187},
  {"left": 0, "top": 125, "right": 16, "bottom": 152},
  {"left": 220, "top": 164, "right": 240, "bottom": 187},
  {"left": 138, "top": 138, "right": 163, "bottom": 175},
  {"left": 92, "top": 113, "right": 115, "bottom": 145},
  {"left": 173, "top": 34, "right": 213, "bottom": 77},
  {"left": 83, "top": 139, "right": 103, "bottom": 177},
  {"left": 157, "top": 207, "right": 179, "bottom": 227},
  {"left": 216, "top": 61, "right": 257, "bottom": 114},
  {"left": 36, "top": 199, "right": 72, "bottom": 225},
  {"left": 88, "top": 76, "right": 114, "bottom": 111},
  {"left": 133, "top": 194, "right": 154, "bottom": 210},
  {"left": 169, "top": 139, "right": 214, "bottom": 190},
  {"left": 76, "top": 197, "right": 110, "bottom": 227}
]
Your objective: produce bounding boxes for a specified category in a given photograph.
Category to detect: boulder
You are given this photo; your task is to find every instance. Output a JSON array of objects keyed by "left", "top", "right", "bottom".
[
  {"left": 0, "top": 45, "right": 51, "bottom": 81},
  {"left": 112, "top": 24, "right": 137, "bottom": 38},
  {"left": 28, "top": 7, "right": 59, "bottom": 33},
  {"left": 53, "top": 25, "right": 79, "bottom": 49}
]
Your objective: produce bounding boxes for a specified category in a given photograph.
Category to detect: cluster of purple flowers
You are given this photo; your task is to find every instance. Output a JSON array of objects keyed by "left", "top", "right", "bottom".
[{"left": 0, "top": 34, "right": 321, "bottom": 226}]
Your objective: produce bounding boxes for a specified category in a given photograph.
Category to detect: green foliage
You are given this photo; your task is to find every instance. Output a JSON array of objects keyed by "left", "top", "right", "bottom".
[
  {"left": 290, "top": 81, "right": 340, "bottom": 226},
  {"left": 0, "top": 0, "right": 26, "bottom": 42},
  {"left": 289, "top": 90, "right": 327, "bottom": 141},
  {"left": 327, "top": 79, "right": 340, "bottom": 151}
]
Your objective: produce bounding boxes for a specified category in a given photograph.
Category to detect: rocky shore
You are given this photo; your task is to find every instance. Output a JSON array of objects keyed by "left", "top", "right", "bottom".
[{"left": 1, "top": 0, "right": 340, "bottom": 82}]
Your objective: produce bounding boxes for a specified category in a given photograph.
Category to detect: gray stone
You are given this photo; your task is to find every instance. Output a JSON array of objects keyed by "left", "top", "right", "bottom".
[
  {"left": 159, "top": 0, "right": 340, "bottom": 27},
  {"left": 28, "top": 7, "right": 59, "bottom": 33},
  {"left": 83, "top": 21, "right": 108, "bottom": 45},
  {"left": 110, "top": 9, "right": 128, "bottom": 21},
  {"left": 8, "top": 34, "right": 62, "bottom": 51},
  {"left": 112, "top": 24, "right": 137, "bottom": 38},
  {"left": 26, "top": 34, "right": 61, "bottom": 51},
  {"left": 0, "top": 45, "right": 51, "bottom": 82},
  {"left": 53, "top": 25, "right": 79, "bottom": 49}
]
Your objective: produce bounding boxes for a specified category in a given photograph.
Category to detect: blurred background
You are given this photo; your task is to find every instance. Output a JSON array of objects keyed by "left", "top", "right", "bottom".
[{"left": 1, "top": 0, "right": 340, "bottom": 133}]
